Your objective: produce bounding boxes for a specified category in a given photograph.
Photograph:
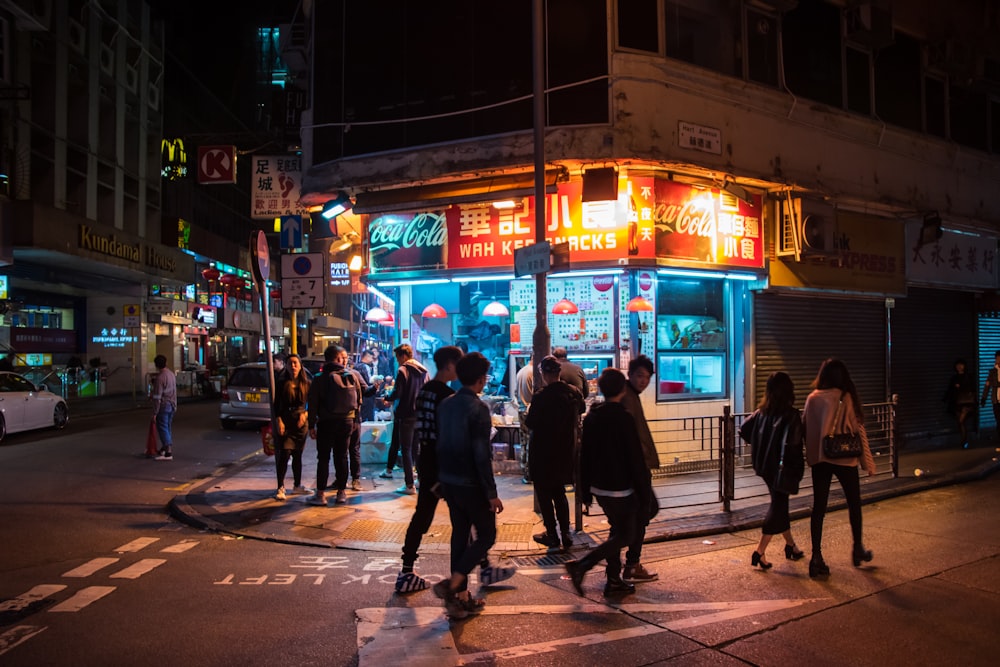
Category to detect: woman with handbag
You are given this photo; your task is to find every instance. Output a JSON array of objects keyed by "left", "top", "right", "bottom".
[
  {"left": 273, "top": 354, "right": 312, "bottom": 500},
  {"left": 739, "top": 372, "right": 805, "bottom": 570},
  {"left": 802, "top": 358, "right": 877, "bottom": 578}
]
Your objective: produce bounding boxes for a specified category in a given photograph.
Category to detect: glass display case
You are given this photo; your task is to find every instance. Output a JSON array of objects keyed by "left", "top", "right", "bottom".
[
  {"left": 656, "top": 352, "right": 724, "bottom": 399},
  {"left": 568, "top": 354, "right": 614, "bottom": 398}
]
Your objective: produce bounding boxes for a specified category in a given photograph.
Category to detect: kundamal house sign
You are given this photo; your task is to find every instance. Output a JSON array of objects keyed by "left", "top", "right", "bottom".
[
  {"left": 366, "top": 177, "right": 763, "bottom": 275},
  {"left": 770, "top": 212, "right": 906, "bottom": 295},
  {"left": 78, "top": 224, "right": 178, "bottom": 273}
]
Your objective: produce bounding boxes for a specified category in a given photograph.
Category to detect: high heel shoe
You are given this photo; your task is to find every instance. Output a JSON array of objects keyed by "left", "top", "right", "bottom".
[
  {"left": 808, "top": 556, "right": 830, "bottom": 578},
  {"left": 852, "top": 545, "right": 873, "bottom": 567},
  {"left": 751, "top": 551, "right": 773, "bottom": 570},
  {"left": 784, "top": 544, "right": 805, "bottom": 561}
]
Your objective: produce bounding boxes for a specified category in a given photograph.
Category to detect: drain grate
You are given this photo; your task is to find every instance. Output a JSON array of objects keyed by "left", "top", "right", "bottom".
[{"left": 510, "top": 551, "right": 574, "bottom": 567}]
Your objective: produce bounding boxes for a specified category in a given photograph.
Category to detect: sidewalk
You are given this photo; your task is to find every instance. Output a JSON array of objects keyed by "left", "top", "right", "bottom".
[{"left": 166, "top": 435, "right": 1000, "bottom": 556}]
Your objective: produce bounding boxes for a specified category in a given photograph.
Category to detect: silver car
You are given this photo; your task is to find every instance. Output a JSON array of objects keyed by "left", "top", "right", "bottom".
[
  {"left": 0, "top": 371, "right": 69, "bottom": 442},
  {"left": 219, "top": 363, "right": 271, "bottom": 429}
]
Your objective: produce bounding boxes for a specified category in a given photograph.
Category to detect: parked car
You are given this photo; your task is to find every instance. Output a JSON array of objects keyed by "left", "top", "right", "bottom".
[
  {"left": 219, "top": 363, "right": 271, "bottom": 429},
  {"left": 0, "top": 371, "right": 69, "bottom": 442},
  {"left": 300, "top": 356, "right": 326, "bottom": 379}
]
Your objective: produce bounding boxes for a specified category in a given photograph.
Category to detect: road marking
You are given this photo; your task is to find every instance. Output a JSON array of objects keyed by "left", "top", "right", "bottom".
[
  {"left": 114, "top": 537, "right": 159, "bottom": 552},
  {"left": 0, "top": 626, "right": 47, "bottom": 657},
  {"left": 160, "top": 539, "right": 199, "bottom": 553},
  {"left": 110, "top": 559, "right": 166, "bottom": 579},
  {"left": 49, "top": 586, "right": 116, "bottom": 612},
  {"left": 357, "top": 599, "right": 827, "bottom": 665},
  {"left": 63, "top": 558, "right": 120, "bottom": 578},
  {"left": 0, "top": 585, "right": 66, "bottom": 612}
]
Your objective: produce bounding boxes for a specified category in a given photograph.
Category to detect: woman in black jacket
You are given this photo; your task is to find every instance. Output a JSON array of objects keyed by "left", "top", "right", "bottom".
[
  {"left": 273, "top": 354, "right": 311, "bottom": 500},
  {"left": 946, "top": 358, "right": 977, "bottom": 448},
  {"left": 739, "top": 371, "right": 805, "bottom": 569}
]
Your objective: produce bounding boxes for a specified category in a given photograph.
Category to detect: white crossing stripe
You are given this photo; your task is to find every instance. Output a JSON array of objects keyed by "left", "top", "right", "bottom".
[
  {"left": 0, "top": 626, "right": 47, "bottom": 657},
  {"left": 160, "top": 539, "right": 199, "bottom": 553},
  {"left": 0, "top": 585, "right": 66, "bottom": 613},
  {"left": 109, "top": 559, "right": 166, "bottom": 579},
  {"left": 49, "top": 586, "right": 116, "bottom": 612},
  {"left": 62, "top": 558, "right": 120, "bottom": 578},
  {"left": 114, "top": 537, "right": 160, "bottom": 552}
]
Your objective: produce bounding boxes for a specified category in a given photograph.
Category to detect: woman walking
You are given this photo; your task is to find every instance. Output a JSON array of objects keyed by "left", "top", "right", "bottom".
[
  {"left": 945, "top": 358, "right": 977, "bottom": 448},
  {"left": 802, "top": 358, "right": 877, "bottom": 578},
  {"left": 739, "top": 372, "right": 805, "bottom": 569},
  {"left": 273, "top": 354, "right": 311, "bottom": 500}
]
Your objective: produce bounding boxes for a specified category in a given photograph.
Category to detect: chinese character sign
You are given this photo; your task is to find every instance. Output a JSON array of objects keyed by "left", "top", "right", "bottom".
[
  {"left": 653, "top": 180, "right": 763, "bottom": 268},
  {"left": 907, "top": 223, "right": 997, "bottom": 289},
  {"left": 251, "top": 155, "right": 310, "bottom": 220}
]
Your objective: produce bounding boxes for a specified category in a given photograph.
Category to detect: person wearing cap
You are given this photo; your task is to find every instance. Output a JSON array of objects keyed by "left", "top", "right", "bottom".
[
  {"left": 564, "top": 368, "right": 651, "bottom": 598},
  {"left": 552, "top": 347, "right": 589, "bottom": 399},
  {"left": 524, "top": 355, "right": 585, "bottom": 550}
]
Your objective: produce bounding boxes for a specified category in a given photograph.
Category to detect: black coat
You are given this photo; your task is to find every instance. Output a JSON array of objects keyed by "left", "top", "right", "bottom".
[
  {"left": 524, "top": 380, "right": 585, "bottom": 485},
  {"left": 740, "top": 407, "right": 804, "bottom": 494},
  {"left": 579, "top": 401, "right": 653, "bottom": 515}
]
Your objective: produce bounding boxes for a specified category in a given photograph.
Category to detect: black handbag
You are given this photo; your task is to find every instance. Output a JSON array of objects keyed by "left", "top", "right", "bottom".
[{"left": 822, "top": 392, "right": 863, "bottom": 459}]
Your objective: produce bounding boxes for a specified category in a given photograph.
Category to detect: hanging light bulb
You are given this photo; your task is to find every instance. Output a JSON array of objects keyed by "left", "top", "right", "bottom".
[
  {"left": 626, "top": 296, "right": 654, "bottom": 312},
  {"left": 482, "top": 300, "right": 509, "bottom": 317},
  {"left": 421, "top": 303, "right": 447, "bottom": 318},
  {"left": 364, "top": 306, "right": 389, "bottom": 322},
  {"left": 552, "top": 298, "right": 579, "bottom": 315}
]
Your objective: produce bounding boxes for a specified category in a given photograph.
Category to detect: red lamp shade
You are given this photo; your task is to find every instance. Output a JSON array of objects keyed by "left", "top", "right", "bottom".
[
  {"left": 482, "top": 300, "right": 509, "bottom": 317},
  {"left": 269, "top": 289, "right": 282, "bottom": 299},
  {"left": 421, "top": 303, "right": 447, "bottom": 318},
  {"left": 201, "top": 267, "right": 221, "bottom": 281},
  {"left": 378, "top": 313, "right": 396, "bottom": 326},
  {"left": 551, "top": 298, "right": 579, "bottom": 315},
  {"left": 364, "top": 307, "right": 389, "bottom": 322},
  {"left": 219, "top": 274, "right": 238, "bottom": 286},
  {"left": 626, "top": 296, "right": 654, "bottom": 312}
]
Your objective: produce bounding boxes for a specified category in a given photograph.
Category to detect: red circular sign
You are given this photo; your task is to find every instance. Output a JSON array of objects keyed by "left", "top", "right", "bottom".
[
  {"left": 593, "top": 276, "right": 614, "bottom": 292},
  {"left": 639, "top": 272, "right": 653, "bottom": 291}
]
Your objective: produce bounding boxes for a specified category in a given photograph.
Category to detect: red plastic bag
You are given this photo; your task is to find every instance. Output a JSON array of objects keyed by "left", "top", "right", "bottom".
[
  {"left": 145, "top": 418, "right": 159, "bottom": 457},
  {"left": 261, "top": 423, "right": 275, "bottom": 456}
]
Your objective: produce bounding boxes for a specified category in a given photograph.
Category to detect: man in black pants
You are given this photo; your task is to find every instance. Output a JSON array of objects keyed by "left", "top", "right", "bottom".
[{"left": 307, "top": 345, "right": 361, "bottom": 506}]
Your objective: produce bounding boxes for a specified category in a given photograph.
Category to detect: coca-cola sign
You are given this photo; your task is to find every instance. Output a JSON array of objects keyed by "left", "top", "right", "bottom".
[{"left": 368, "top": 212, "right": 447, "bottom": 272}]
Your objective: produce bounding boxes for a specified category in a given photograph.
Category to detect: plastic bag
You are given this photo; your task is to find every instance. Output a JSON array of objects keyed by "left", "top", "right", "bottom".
[{"left": 261, "top": 423, "right": 275, "bottom": 456}]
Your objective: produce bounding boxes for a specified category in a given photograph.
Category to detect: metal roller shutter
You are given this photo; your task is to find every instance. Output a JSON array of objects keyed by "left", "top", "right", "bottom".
[
  {"left": 978, "top": 316, "right": 1000, "bottom": 431},
  {"left": 753, "top": 291, "right": 887, "bottom": 409},
  {"left": 891, "top": 287, "right": 976, "bottom": 441}
]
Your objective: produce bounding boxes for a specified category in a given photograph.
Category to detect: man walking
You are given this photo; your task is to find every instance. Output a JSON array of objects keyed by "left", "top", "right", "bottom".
[
  {"left": 552, "top": 347, "right": 589, "bottom": 399},
  {"left": 565, "top": 369, "right": 652, "bottom": 597},
  {"left": 524, "top": 355, "right": 585, "bottom": 550},
  {"left": 618, "top": 355, "right": 660, "bottom": 584},
  {"left": 151, "top": 354, "right": 177, "bottom": 460},
  {"left": 380, "top": 344, "right": 429, "bottom": 494},
  {"left": 433, "top": 352, "right": 509, "bottom": 618},
  {"left": 307, "top": 345, "right": 362, "bottom": 506}
]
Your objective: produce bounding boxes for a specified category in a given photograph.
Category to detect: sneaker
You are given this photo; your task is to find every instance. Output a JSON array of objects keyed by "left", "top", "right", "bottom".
[
  {"left": 479, "top": 563, "right": 516, "bottom": 586},
  {"left": 396, "top": 485, "right": 417, "bottom": 495},
  {"left": 622, "top": 563, "right": 658, "bottom": 584},
  {"left": 378, "top": 470, "right": 394, "bottom": 480},
  {"left": 533, "top": 531, "right": 560, "bottom": 548},
  {"left": 351, "top": 478, "right": 363, "bottom": 492},
  {"left": 394, "top": 571, "right": 429, "bottom": 594},
  {"left": 603, "top": 578, "right": 636, "bottom": 597},
  {"left": 154, "top": 453, "right": 173, "bottom": 461},
  {"left": 291, "top": 485, "right": 311, "bottom": 495},
  {"left": 274, "top": 487, "right": 286, "bottom": 501},
  {"left": 308, "top": 491, "right": 327, "bottom": 506},
  {"left": 564, "top": 560, "right": 586, "bottom": 596},
  {"left": 335, "top": 489, "right": 347, "bottom": 504}
]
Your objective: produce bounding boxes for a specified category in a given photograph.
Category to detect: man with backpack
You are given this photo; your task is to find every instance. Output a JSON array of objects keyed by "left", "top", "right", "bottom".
[{"left": 308, "top": 345, "right": 362, "bottom": 505}]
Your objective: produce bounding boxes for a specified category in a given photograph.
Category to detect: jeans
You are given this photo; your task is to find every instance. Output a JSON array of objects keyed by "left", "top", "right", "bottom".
[
  {"left": 315, "top": 418, "right": 354, "bottom": 492},
  {"left": 155, "top": 403, "right": 175, "bottom": 451},
  {"left": 810, "top": 461, "right": 863, "bottom": 555},
  {"left": 401, "top": 480, "right": 441, "bottom": 568},
  {"left": 441, "top": 483, "right": 496, "bottom": 580},
  {"left": 396, "top": 417, "right": 418, "bottom": 487},
  {"left": 535, "top": 481, "right": 570, "bottom": 538},
  {"left": 581, "top": 494, "right": 638, "bottom": 579}
]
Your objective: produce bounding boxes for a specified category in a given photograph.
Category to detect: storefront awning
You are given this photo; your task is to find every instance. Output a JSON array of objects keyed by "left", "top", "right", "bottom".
[{"left": 353, "top": 169, "right": 566, "bottom": 214}]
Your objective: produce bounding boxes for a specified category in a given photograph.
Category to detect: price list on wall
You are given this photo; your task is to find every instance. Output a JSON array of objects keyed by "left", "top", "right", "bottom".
[{"left": 510, "top": 276, "right": 616, "bottom": 352}]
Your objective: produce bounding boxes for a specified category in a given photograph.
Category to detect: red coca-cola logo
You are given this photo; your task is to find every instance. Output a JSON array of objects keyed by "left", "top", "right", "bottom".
[
  {"left": 369, "top": 212, "right": 447, "bottom": 269},
  {"left": 653, "top": 199, "right": 716, "bottom": 237},
  {"left": 638, "top": 272, "right": 652, "bottom": 290},
  {"left": 593, "top": 276, "right": 614, "bottom": 292}
]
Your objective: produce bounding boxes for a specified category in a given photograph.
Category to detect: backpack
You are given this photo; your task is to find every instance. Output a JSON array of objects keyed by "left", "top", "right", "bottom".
[{"left": 326, "top": 369, "right": 360, "bottom": 416}]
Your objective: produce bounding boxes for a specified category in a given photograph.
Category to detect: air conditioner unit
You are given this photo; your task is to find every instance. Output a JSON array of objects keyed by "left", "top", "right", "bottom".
[
  {"left": 100, "top": 45, "right": 114, "bottom": 76},
  {"left": 68, "top": 19, "right": 86, "bottom": 55},
  {"left": 776, "top": 196, "right": 838, "bottom": 260},
  {"left": 844, "top": 2, "right": 893, "bottom": 50},
  {"left": 801, "top": 214, "right": 835, "bottom": 252}
]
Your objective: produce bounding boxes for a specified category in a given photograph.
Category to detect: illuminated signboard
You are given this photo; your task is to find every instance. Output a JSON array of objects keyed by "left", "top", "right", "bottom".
[
  {"left": 330, "top": 261, "right": 350, "bottom": 287},
  {"left": 92, "top": 327, "right": 139, "bottom": 348}
]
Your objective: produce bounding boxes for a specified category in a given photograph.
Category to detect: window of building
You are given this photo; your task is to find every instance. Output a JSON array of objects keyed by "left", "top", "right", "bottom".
[
  {"left": 664, "top": 0, "right": 738, "bottom": 77},
  {"left": 950, "top": 84, "right": 988, "bottom": 151},
  {"left": 745, "top": 8, "right": 780, "bottom": 88},
  {"left": 655, "top": 276, "right": 726, "bottom": 400},
  {"left": 924, "top": 75, "right": 947, "bottom": 138},
  {"left": 874, "top": 32, "right": 922, "bottom": 132},
  {"left": 991, "top": 98, "right": 1000, "bottom": 154},
  {"left": 782, "top": 1, "right": 842, "bottom": 108},
  {"left": 617, "top": 0, "right": 660, "bottom": 53},
  {"left": 845, "top": 45, "right": 872, "bottom": 115}
]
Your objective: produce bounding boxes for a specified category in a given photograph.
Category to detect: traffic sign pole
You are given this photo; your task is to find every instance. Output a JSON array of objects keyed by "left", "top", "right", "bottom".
[{"left": 250, "top": 230, "right": 277, "bottom": 438}]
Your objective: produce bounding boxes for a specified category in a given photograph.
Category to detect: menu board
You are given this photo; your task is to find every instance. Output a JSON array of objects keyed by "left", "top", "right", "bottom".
[{"left": 509, "top": 276, "right": 616, "bottom": 352}]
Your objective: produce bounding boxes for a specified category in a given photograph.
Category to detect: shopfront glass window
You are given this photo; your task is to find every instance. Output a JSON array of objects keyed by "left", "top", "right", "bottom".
[{"left": 655, "top": 276, "right": 726, "bottom": 400}]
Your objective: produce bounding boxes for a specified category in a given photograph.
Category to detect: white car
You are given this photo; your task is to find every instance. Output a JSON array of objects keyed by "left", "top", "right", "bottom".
[{"left": 0, "top": 371, "right": 69, "bottom": 442}]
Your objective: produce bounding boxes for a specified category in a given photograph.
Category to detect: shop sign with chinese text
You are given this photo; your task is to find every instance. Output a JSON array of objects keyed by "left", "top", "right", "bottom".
[
  {"left": 251, "top": 155, "right": 310, "bottom": 220},
  {"left": 905, "top": 223, "right": 996, "bottom": 289}
]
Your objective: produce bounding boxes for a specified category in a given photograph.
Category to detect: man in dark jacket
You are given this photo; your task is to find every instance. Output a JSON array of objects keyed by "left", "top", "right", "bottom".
[
  {"left": 552, "top": 347, "right": 589, "bottom": 399},
  {"left": 380, "top": 344, "right": 429, "bottom": 494},
  {"left": 432, "top": 352, "right": 508, "bottom": 618},
  {"left": 307, "top": 345, "right": 362, "bottom": 506},
  {"left": 525, "top": 355, "right": 585, "bottom": 550},
  {"left": 564, "top": 368, "right": 652, "bottom": 598}
]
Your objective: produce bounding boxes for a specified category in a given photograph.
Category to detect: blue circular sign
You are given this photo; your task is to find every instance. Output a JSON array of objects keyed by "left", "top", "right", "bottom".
[{"left": 292, "top": 256, "right": 313, "bottom": 276}]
